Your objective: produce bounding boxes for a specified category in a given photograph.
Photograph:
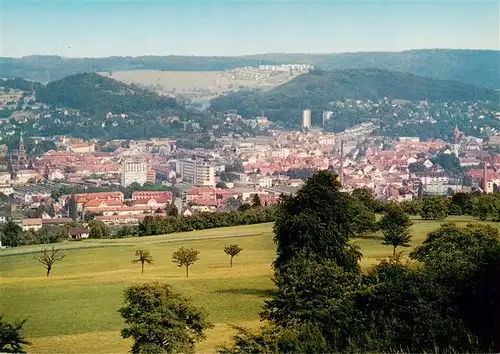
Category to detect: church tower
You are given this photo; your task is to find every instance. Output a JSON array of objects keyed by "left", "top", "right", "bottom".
[{"left": 18, "top": 133, "right": 26, "bottom": 162}]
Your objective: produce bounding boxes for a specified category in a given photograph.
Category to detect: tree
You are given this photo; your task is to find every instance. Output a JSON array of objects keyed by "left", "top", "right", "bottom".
[
  {"left": 420, "top": 196, "right": 449, "bottom": 220},
  {"left": 237, "top": 204, "right": 251, "bottom": 212},
  {"left": 224, "top": 244, "right": 243, "bottom": 267},
  {"left": 88, "top": 220, "right": 109, "bottom": 239},
  {"left": 378, "top": 204, "right": 413, "bottom": 257},
  {"left": 172, "top": 247, "right": 199, "bottom": 278},
  {"left": 165, "top": 204, "right": 179, "bottom": 217},
  {"left": 119, "top": 282, "right": 213, "bottom": 354},
  {"left": 215, "top": 181, "right": 228, "bottom": 189},
  {"left": 117, "top": 225, "right": 135, "bottom": 238},
  {"left": 0, "top": 220, "right": 23, "bottom": 247},
  {"left": 68, "top": 194, "right": 78, "bottom": 220},
  {"left": 34, "top": 246, "right": 65, "bottom": 277},
  {"left": 273, "top": 170, "right": 362, "bottom": 273},
  {"left": 410, "top": 223, "right": 500, "bottom": 352},
  {"left": 251, "top": 194, "right": 262, "bottom": 208},
  {"left": 132, "top": 249, "right": 154, "bottom": 274},
  {"left": 0, "top": 315, "right": 30, "bottom": 353}
]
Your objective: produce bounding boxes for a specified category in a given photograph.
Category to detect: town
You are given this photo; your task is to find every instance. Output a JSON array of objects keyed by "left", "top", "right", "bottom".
[
  {"left": 0, "top": 93, "right": 498, "bottom": 241},
  {"left": 1, "top": 1, "right": 500, "bottom": 352}
]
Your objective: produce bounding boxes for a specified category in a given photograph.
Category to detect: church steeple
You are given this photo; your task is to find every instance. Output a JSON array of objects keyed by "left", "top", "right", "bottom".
[
  {"left": 18, "top": 132, "right": 26, "bottom": 162},
  {"left": 453, "top": 125, "right": 460, "bottom": 145}
]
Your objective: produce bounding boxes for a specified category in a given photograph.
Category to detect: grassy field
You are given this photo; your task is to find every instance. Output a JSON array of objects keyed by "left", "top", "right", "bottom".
[
  {"left": 0, "top": 217, "right": 495, "bottom": 353},
  {"left": 99, "top": 70, "right": 289, "bottom": 99}
]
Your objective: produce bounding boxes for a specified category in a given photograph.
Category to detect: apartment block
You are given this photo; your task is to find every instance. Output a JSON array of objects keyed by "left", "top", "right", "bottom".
[
  {"left": 121, "top": 158, "right": 147, "bottom": 187},
  {"left": 181, "top": 159, "right": 215, "bottom": 186}
]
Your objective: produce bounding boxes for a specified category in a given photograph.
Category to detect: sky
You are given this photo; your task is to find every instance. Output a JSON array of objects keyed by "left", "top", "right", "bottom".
[{"left": 1, "top": 0, "right": 499, "bottom": 58}]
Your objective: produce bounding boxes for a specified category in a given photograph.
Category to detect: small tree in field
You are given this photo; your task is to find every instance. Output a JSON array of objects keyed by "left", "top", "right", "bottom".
[
  {"left": 119, "top": 282, "right": 213, "bottom": 354},
  {"left": 224, "top": 244, "right": 243, "bottom": 267},
  {"left": 132, "top": 249, "right": 154, "bottom": 274},
  {"left": 379, "top": 204, "right": 413, "bottom": 257},
  {"left": 34, "top": 246, "right": 65, "bottom": 277},
  {"left": 0, "top": 315, "right": 30, "bottom": 353},
  {"left": 172, "top": 247, "right": 199, "bottom": 278}
]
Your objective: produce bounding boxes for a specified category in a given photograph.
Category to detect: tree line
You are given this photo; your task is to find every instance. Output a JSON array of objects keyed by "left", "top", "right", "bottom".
[
  {"left": 3, "top": 171, "right": 500, "bottom": 353},
  {"left": 112, "top": 171, "right": 500, "bottom": 353}
]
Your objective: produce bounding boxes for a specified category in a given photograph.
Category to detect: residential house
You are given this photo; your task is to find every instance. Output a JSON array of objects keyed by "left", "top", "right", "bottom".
[
  {"left": 22, "top": 218, "right": 43, "bottom": 231},
  {"left": 68, "top": 227, "right": 90, "bottom": 239}
]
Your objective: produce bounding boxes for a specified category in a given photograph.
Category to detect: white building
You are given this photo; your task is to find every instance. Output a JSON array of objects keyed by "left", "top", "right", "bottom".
[
  {"left": 121, "top": 158, "right": 147, "bottom": 187},
  {"left": 302, "top": 109, "right": 311, "bottom": 129},
  {"left": 181, "top": 159, "right": 215, "bottom": 187},
  {"left": 322, "top": 111, "right": 333, "bottom": 125}
]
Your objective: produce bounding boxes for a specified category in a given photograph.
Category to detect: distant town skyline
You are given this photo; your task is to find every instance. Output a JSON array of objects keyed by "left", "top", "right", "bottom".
[{"left": 1, "top": 0, "right": 499, "bottom": 58}]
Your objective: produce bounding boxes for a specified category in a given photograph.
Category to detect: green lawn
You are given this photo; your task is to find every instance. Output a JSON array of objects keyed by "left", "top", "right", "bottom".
[{"left": 0, "top": 217, "right": 495, "bottom": 353}]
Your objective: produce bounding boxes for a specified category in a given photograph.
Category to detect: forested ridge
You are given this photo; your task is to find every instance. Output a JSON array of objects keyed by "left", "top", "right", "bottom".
[
  {"left": 209, "top": 68, "right": 499, "bottom": 124},
  {"left": 1, "top": 49, "right": 499, "bottom": 88}
]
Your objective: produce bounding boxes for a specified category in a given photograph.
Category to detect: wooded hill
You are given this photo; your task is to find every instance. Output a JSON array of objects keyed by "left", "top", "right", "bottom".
[
  {"left": 209, "top": 68, "right": 500, "bottom": 124},
  {"left": 1, "top": 49, "right": 499, "bottom": 88}
]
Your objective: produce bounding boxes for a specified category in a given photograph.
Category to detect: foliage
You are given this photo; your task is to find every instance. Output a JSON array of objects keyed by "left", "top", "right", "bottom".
[
  {"left": 0, "top": 315, "right": 30, "bottom": 353},
  {"left": 0, "top": 220, "right": 23, "bottom": 247},
  {"left": 172, "top": 247, "right": 200, "bottom": 278},
  {"left": 251, "top": 194, "right": 262, "bottom": 208},
  {"left": 215, "top": 181, "right": 228, "bottom": 189},
  {"left": 273, "top": 170, "right": 362, "bottom": 273},
  {"left": 165, "top": 204, "right": 179, "bottom": 217},
  {"left": 450, "top": 192, "right": 475, "bottom": 216},
  {"left": 410, "top": 223, "right": 500, "bottom": 352},
  {"left": 36, "top": 73, "right": 180, "bottom": 117},
  {"left": 3, "top": 50, "right": 500, "bottom": 89},
  {"left": 88, "top": 220, "right": 109, "bottom": 239},
  {"left": 432, "top": 153, "right": 463, "bottom": 175},
  {"left": 400, "top": 199, "right": 422, "bottom": 215},
  {"left": 420, "top": 196, "right": 449, "bottom": 220},
  {"left": 223, "top": 244, "right": 243, "bottom": 267},
  {"left": 218, "top": 324, "right": 327, "bottom": 354},
  {"left": 117, "top": 225, "right": 135, "bottom": 238},
  {"left": 378, "top": 204, "right": 413, "bottom": 257},
  {"left": 136, "top": 206, "right": 276, "bottom": 237},
  {"left": 34, "top": 246, "right": 65, "bottom": 277},
  {"left": 119, "top": 282, "right": 212, "bottom": 354},
  {"left": 210, "top": 68, "right": 499, "bottom": 128},
  {"left": 131, "top": 249, "right": 154, "bottom": 274},
  {"left": 68, "top": 194, "right": 78, "bottom": 220},
  {"left": 351, "top": 187, "right": 385, "bottom": 213}
]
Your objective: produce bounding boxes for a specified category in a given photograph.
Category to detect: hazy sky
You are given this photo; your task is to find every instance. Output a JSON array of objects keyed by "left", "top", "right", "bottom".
[{"left": 1, "top": 0, "right": 499, "bottom": 58}]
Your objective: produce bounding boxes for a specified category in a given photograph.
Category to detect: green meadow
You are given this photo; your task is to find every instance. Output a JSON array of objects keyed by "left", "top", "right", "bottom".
[{"left": 0, "top": 217, "right": 495, "bottom": 353}]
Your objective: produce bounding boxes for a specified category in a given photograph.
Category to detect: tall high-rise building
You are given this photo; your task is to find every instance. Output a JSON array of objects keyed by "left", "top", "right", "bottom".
[
  {"left": 322, "top": 111, "right": 333, "bottom": 125},
  {"left": 121, "top": 158, "right": 147, "bottom": 187},
  {"left": 302, "top": 109, "right": 311, "bottom": 130},
  {"left": 181, "top": 159, "right": 215, "bottom": 186}
]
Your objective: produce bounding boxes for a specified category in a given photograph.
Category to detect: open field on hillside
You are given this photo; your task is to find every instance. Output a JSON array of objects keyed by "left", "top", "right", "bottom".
[
  {"left": 1, "top": 217, "right": 497, "bottom": 353},
  {"left": 100, "top": 70, "right": 288, "bottom": 99}
]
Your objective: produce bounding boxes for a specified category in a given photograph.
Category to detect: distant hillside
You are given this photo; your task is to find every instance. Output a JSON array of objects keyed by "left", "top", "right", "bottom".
[
  {"left": 0, "top": 78, "right": 43, "bottom": 92},
  {"left": 209, "top": 68, "right": 500, "bottom": 123},
  {"left": 246, "top": 49, "right": 500, "bottom": 89},
  {"left": 1, "top": 49, "right": 499, "bottom": 88},
  {"left": 36, "top": 73, "right": 182, "bottom": 115}
]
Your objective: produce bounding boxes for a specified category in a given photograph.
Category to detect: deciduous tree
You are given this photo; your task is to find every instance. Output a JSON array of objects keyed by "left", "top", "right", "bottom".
[
  {"left": 224, "top": 244, "right": 242, "bottom": 267},
  {"left": 378, "top": 204, "right": 413, "bottom": 257},
  {"left": 132, "top": 249, "right": 154, "bottom": 274},
  {"left": 0, "top": 315, "right": 30, "bottom": 353},
  {"left": 34, "top": 246, "right": 65, "bottom": 277},
  {"left": 172, "top": 247, "right": 199, "bottom": 278},
  {"left": 119, "top": 282, "right": 212, "bottom": 354},
  {"left": 0, "top": 220, "right": 23, "bottom": 247},
  {"left": 273, "top": 170, "right": 362, "bottom": 273},
  {"left": 420, "top": 196, "right": 449, "bottom": 220}
]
